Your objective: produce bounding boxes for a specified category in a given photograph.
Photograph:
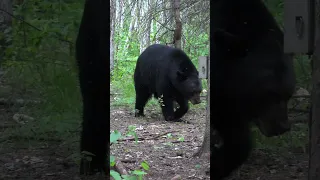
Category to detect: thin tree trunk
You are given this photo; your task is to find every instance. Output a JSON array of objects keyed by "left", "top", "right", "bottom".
[
  {"left": 125, "top": 1, "right": 137, "bottom": 50},
  {"left": 140, "top": 0, "right": 153, "bottom": 53},
  {"left": 172, "top": 0, "right": 182, "bottom": 49},
  {"left": 146, "top": 0, "right": 153, "bottom": 47},
  {"left": 119, "top": 0, "right": 124, "bottom": 29},
  {"left": 115, "top": 0, "right": 123, "bottom": 55},
  {"left": 110, "top": 0, "right": 116, "bottom": 72}
]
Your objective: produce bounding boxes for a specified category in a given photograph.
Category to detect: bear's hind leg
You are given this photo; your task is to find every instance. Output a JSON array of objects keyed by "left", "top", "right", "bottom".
[{"left": 135, "top": 86, "right": 151, "bottom": 117}]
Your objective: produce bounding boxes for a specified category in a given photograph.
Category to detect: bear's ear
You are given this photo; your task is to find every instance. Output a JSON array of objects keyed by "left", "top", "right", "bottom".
[
  {"left": 213, "top": 29, "right": 249, "bottom": 59},
  {"left": 177, "top": 70, "right": 188, "bottom": 81}
]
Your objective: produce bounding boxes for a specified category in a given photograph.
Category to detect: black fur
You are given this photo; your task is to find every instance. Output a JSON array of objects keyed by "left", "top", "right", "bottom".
[
  {"left": 76, "top": 0, "right": 109, "bottom": 175},
  {"left": 210, "top": 0, "right": 296, "bottom": 179},
  {"left": 134, "top": 44, "right": 202, "bottom": 122}
]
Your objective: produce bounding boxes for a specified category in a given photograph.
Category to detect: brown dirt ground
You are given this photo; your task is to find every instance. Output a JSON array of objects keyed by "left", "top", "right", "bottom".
[
  {"left": 0, "top": 91, "right": 309, "bottom": 180},
  {"left": 110, "top": 103, "right": 309, "bottom": 180}
]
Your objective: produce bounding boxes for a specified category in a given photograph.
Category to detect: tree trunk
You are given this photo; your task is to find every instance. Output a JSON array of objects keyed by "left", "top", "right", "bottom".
[
  {"left": 172, "top": 0, "right": 182, "bottom": 49},
  {"left": 162, "top": 0, "right": 169, "bottom": 43},
  {"left": 145, "top": 0, "right": 152, "bottom": 47},
  {"left": 0, "top": 0, "right": 13, "bottom": 65},
  {"left": 125, "top": 0, "right": 136, "bottom": 50},
  {"left": 140, "top": 0, "right": 152, "bottom": 53},
  {"left": 114, "top": 0, "right": 123, "bottom": 55},
  {"left": 110, "top": 0, "right": 116, "bottom": 72},
  {"left": 119, "top": 0, "right": 124, "bottom": 29},
  {"left": 162, "top": 0, "right": 168, "bottom": 24},
  {"left": 309, "top": 37, "right": 320, "bottom": 180}
]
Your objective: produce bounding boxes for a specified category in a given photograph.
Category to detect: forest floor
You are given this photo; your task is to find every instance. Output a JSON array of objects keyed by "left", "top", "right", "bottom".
[
  {"left": 0, "top": 71, "right": 310, "bottom": 180},
  {"left": 110, "top": 104, "right": 309, "bottom": 180},
  {"left": 0, "top": 72, "right": 105, "bottom": 180}
]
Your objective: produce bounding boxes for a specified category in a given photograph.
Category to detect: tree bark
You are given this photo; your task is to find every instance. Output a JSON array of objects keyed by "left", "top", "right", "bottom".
[
  {"left": 309, "top": 37, "right": 320, "bottom": 180},
  {"left": 110, "top": 0, "right": 116, "bottom": 72},
  {"left": 140, "top": 0, "right": 152, "bottom": 53},
  {"left": 171, "top": 0, "right": 182, "bottom": 49},
  {"left": 125, "top": 0, "right": 136, "bottom": 50}
]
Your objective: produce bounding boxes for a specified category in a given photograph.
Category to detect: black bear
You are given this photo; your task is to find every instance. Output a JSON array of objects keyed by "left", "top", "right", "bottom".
[
  {"left": 210, "top": 0, "right": 296, "bottom": 179},
  {"left": 76, "top": 0, "right": 109, "bottom": 175},
  {"left": 134, "top": 44, "right": 202, "bottom": 122}
]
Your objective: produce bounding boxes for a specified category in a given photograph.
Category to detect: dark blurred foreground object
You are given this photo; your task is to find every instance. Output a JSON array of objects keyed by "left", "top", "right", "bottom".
[
  {"left": 75, "top": 0, "right": 109, "bottom": 175},
  {"left": 209, "top": 0, "right": 296, "bottom": 179}
]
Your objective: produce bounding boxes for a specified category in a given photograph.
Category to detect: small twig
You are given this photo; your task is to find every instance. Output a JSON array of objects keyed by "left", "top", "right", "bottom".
[
  {"left": 147, "top": 130, "right": 179, "bottom": 140},
  {"left": 119, "top": 159, "right": 136, "bottom": 163},
  {"left": 171, "top": 140, "right": 191, "bottom": 143}
]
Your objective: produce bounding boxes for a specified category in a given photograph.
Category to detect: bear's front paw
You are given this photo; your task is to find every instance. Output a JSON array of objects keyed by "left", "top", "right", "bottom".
[
  {"left": 135, "top": 109, "right": 145, "bottom": 117},
  {"left": 165, "top": 116, "right": 182, "bottom": 122}
]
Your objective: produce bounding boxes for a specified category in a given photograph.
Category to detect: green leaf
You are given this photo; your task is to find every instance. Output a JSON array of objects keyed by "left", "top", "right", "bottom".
[
  {"left": 110, "top": 130, "right": 122, "bottom": 143},
  {"left": 166, "top": 133, "right": 172, "bottom": 138},
  {"left": 110, "top": 155, "right": 116, "bottom": 167},
  {"left": 141, "top": 161, "right": 150, "bottom": 171},
  {"left": 132, "top": 170, "right": 147, "bottom": 176},
  {"left": 110, "top": 170, "right": 122, "bottom": 180},
  {"left": 178, "top": 137, "right": 185, "bottom": 142},
  {"left": 128, "top": 125, "right": 136, "bottom": 131},
  {"left": 122, "top": 175, "right": 137, "bottom": 180}
]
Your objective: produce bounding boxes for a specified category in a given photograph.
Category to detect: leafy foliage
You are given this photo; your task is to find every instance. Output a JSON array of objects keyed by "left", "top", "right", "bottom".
[{"left": 110, "top": 130, "right": 149, "bottom": 180}]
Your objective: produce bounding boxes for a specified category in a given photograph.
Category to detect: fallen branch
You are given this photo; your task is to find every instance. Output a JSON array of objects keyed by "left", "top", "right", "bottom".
[
  {"left": 114, "top": 160, "right": 129, "bottom": 176},
  {"left": 171, "top": 140, "right": 191, "bottom": 143},
  {"left": 116, "top": 131, "right": 179, "bottom": 142}
]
